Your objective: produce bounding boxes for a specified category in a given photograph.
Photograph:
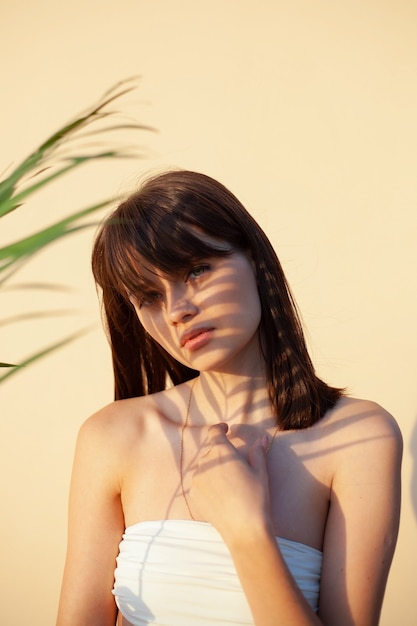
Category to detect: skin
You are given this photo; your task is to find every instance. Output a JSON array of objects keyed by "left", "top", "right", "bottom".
[{"left": 56, "top": 250, "right": 402, "bottom": 626}]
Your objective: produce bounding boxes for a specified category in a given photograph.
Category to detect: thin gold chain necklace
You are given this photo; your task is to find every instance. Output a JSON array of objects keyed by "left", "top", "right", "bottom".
[{"left": 179, "top": 377, "right": 280, "bottom": 521}]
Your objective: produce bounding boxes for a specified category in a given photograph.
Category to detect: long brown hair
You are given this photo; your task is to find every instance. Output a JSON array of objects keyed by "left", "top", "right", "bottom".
[{"left": 92, "top": 170, "right": 344, "bottom": 429}]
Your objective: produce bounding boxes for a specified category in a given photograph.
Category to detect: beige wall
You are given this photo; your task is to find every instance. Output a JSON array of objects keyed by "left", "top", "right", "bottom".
[{"left": 1, "top": 1, "right": 416, "bottom": 624}]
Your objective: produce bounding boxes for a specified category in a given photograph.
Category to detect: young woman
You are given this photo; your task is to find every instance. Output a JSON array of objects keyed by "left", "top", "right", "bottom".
[{"left": 56, "top": 170, "right": 402, "bottom": 626}]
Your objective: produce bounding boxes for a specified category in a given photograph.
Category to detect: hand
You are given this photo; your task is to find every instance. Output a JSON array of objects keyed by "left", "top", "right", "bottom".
[{"left": 189, "top": 423, "right": 274, "bottom": 545}]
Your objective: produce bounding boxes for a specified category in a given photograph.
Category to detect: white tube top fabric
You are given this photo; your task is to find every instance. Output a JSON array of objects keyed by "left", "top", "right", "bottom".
[{"left": 113, "top": 520, "right": 322, "bottom": 626}]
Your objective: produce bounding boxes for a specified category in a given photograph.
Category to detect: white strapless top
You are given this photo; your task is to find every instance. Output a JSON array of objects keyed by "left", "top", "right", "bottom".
[{"left": 113, "top": 520, "right": 322, "bottom": 625}]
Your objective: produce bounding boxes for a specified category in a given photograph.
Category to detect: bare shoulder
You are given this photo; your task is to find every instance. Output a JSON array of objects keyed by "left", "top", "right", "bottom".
[
  {"left": 321, "top": 396, "right": 403, "bottom": 481},
  {"left": 325, "top": 396, "right": 402, "bottom": 444},
  {"left": 80, "top": 396, "right": 149, "bottom": 439},
  {"left": 78, "top": 382, "right": 192, "bottom": 449}
]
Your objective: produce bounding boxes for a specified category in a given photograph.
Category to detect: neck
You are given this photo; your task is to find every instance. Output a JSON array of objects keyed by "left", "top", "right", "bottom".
[{"left": 190, "top": 371, "right": 274, "bottom": 428}]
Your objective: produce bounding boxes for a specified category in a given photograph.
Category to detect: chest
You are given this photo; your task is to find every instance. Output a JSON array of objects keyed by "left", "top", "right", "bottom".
[{"left": 120, "top": 424, "right": 334, "bottom": 551}]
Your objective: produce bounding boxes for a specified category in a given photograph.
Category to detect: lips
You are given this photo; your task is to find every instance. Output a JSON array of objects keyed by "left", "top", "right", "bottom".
[{"left": 180, "top": 327, "right": 214, "bottom": 350}]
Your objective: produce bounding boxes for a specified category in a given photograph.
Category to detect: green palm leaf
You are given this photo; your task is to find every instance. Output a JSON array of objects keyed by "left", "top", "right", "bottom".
[
  {"left": 0, "top": 199, "right": 112, "bottom": 282},
  {"left": 1, "top": 77, "right": 153, "bottom": 377},
  {"left": 0, "top": 329, "right": 91, "bottom": 381},
  {"left": 0, "top": 77, "right": 151, "bottom": 218}
]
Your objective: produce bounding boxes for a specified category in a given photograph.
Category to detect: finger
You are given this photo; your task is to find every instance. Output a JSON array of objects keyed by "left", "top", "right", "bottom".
[
  {"left": 249, "top": 436, "right": 269, "bottom": 475},
  {"left": 199, "top": 423, "right": 242, "bottom": 464},
  {"left": 200, "top": 445, "right": 212, "bottom": 458},
  {"left": 206, "top": 422, "right": 229, "bottom": 445}
]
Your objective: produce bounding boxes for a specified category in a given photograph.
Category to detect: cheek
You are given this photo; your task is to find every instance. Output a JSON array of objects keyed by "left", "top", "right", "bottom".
[
  {"left": 237, "top": 271, "right": 261, "bottom": 316},
  {"left": 244, "top": 296, "right": 262, "bottom": 333},
  {"left": 242, "top": 281, "right": 262, "bottom": 332},
  {"left": 134, "top": 305, "right": 159, "bottom": 336},
  {"left": 137, "top": 311, "right": 161, "bottom": 339},
  {"left": 136, "top": 309, "right": 175, "bottom": 351}
]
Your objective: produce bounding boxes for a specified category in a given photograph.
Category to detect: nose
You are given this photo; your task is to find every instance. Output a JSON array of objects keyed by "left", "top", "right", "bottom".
[{"left": 166, "top": 285, "right": 198, "bottom": 324}]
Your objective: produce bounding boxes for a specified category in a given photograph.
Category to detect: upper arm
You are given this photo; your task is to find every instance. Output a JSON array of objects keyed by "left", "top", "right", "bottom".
[
  {"left": 319, "top": 405, "right": 403, "bottom": 625},
  {"left": 57, "top": 410, "right": 126, "bottom": 626}
]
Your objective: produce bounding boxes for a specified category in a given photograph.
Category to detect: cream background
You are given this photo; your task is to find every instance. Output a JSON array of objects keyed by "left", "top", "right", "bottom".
[{"left": 1, "top": 1, "right": 416, "bottom": 624}]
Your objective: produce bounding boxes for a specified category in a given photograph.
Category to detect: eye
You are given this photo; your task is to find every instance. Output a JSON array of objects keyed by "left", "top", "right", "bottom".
[
  {"left": 187, "top": 264, "right": 210, "bottom": 280},
  {"left": 138, "top": 291, "right": 163, "bottom": 308}
]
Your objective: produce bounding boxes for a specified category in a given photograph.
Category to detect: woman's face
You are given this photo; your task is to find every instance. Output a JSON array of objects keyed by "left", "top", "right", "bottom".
[{"left": 129, "top": 246, "right": 263, "bottom": 376}]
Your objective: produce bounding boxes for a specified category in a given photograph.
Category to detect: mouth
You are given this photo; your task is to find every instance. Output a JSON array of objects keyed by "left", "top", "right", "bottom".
[{"left": 180, "top": 327, "right": 214, "bottom": 351}]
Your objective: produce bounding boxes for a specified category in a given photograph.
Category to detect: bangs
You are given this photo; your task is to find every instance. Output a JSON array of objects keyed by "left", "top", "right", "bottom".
[
  {"left": 99, "top": 210, "right": 233, "bottom": 298},
  {"left": 93, "top": 169, "right": 251, "bottom": 301}
]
